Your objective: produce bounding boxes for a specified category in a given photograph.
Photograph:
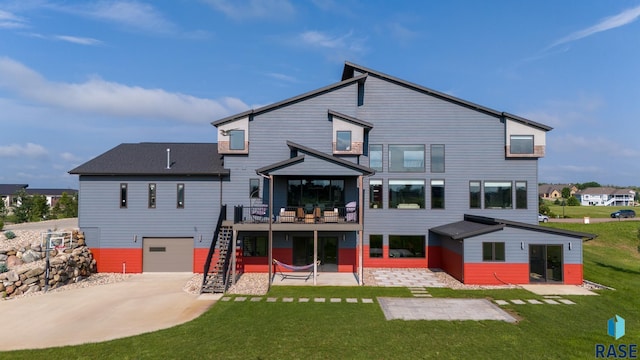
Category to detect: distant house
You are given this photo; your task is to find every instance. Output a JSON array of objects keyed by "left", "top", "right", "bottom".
[
  {"left": 0, "top": 184, "right": 28, "bottom": 208},
  {"left": 575, "top": 187, "right": 636, "bottom": 206},
  {"left": 538, "top": 184, "right": 577, "bottom": 200},
  {"left": 25, "top": 188, "right": 78, "bottom": 207}
]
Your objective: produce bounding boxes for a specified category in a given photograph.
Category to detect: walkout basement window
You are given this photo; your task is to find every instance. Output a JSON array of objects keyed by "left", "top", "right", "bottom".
[
  {"left": 177, "top": 183, "right": 185, "bottom": 209},
  {"left": 389, "top": 235, "right": 425, "bottom": 258},
  {"left": 469, "top": 181, "right": 481, "bottom": 209},
  {"left": 389, "top": 180, "right": 425, "bottom": 209},
  {"left": 336, "top": 131, "right": 352, "bottom": 151},
  {"left": 516, "top": 181, "right": 527, "bottom": 209},
  {"left": 369, "top": 144, "right": 382, "bottom": 171},
  {"left": 431, "top": 180, "right": 445, "bottom": 209},
  {"left": 369, "top": 234, "right": 382, "bottom": 258},
  {"left": 369, "top": 179, "right": 382, "bottom": 209},
  {"left": 510, "top": 135, "right": 534, "bottom": 154},
  {"left": 484, "top": 181, "right": 512, "bottom": 209},
  {"left": 120, "top": 183, "right": 128, "bottom": 209},
  {"left": 430, "top": 144, "right": 445, "bottom": 173},
  {"left": 243, "top": 236, "right": 267, "bottom": 257},
  {"left": 389, "top": 145, "right": 424, "bottom": 172},
  {"left": 229, "top": 130, "right": 245, "bottom": 150},
  {"left": 482, "top": 242, "right": 505, "bottom": 262},
  {"left": 148, "top": 183, "right": 156, "bottom": 209}
]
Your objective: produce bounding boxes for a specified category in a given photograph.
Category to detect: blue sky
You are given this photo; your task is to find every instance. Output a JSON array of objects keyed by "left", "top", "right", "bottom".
[{"left": 0, "top": 0, "right": 639, "bottom": 189}]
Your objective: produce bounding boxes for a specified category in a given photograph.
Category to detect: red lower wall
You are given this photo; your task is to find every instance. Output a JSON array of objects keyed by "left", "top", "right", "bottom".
[
  {"left": 464, "top": 263, "right": 529, "bottom": 285},
  {"left": 92, "top": 248, "right": 142, "bottom": 273},
  {"left": 440, "top": 247, "right": 463, "bottom": 282},
  {"left": 564, "top": 263, "right": 583, "bottom": 285},
  {"left": 193, "top": 248, "right": 208, "bottom": 273}
]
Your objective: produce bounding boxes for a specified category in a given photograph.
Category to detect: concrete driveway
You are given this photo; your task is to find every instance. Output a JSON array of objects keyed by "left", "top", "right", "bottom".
[{"left": 0, "top": 273, "right": 217, "bottom": 351}]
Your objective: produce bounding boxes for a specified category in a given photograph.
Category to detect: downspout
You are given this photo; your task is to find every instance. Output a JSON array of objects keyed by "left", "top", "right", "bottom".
[
  {"left": 257, "top": 172, "right": 273, "bottom": 290},
  {"left": 358, "top": 175, "right": 364, "bottom": 285}
]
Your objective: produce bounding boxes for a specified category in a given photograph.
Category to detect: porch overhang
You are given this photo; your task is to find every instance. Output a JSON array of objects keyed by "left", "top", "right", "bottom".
[{"left": 430, "top": 221, "right": 505, "bottom": 240}]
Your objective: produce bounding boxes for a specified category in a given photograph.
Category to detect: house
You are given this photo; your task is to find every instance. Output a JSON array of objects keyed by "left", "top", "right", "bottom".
[
  {"left": 538, "top": 184, "right": 578, "bottom": 200},
  {"left": 575, "top": 187, "right": 636, "bottom": 206},
  {"left": 25, "top": 188, "right": 78, "bottom": 207},
  {"left": 0, "top": 184, "right": 28, "bottom": 209},
  {"left": 70, "top": 62, "right": 594, "bottom": 286}
]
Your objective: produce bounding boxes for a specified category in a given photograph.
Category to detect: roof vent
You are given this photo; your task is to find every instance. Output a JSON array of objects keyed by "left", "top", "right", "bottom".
[{"left": 166, "top": 148, "right": 171, "bottom": 169}]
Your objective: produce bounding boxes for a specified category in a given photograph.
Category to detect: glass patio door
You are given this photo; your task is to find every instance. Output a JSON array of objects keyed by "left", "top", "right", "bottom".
[
  {"left": 529, "top": 244, "right": 563, "bottom": 283},
  {"left": 292, "top": 236, "right": 338, "bottom": 272}
]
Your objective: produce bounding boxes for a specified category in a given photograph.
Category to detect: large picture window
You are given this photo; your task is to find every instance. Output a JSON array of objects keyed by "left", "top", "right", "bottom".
[
  {"left": 516, "top": 181, "right": 527, "bottom": 209},
  {"left": 243, "top": 236, "right": 267, "bottom": 257},
  {"left": 389, "top": 180, "right": 425, "bottom": 209},
  {"left": 431, "top": 179, "right": 444, "bottom": 209},
  {"left": 430, "top": 144, "right": 445, "bottom": 173},
  {"left": 469, "top": 181, "right": 481, "bottom": 209},
  {"left": 229, "top": 130, "right": 245, "bottom": 150},
  {"left": 389, "top": 145, "right": 424, "bottom": 172},
  {"left": 369, "top": 144, "right": 382, "bottom": 171},
  {"left": 510, "top": 135, "right": 534, "bottom": 154},
  {"left": 484, "top": 181, "right": 512, "bottom": 209},
  {"left": 369, "top": 179, "right": 382, "bottom": 209},
  {"left": 389, "top": 235, "right": 425, "bottom": 258},
  {"left": 482, "top": 242, "right": 505, "bottom": 261},
  {"left": 287, "top": 179, "right": 344, "bottom": 207},
  {"left": 369, "top": 234, "right": 382, "bottom": 258}
]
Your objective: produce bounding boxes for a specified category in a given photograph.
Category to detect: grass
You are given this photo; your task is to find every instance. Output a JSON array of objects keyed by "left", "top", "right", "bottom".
[
  {"left": 545, "top": 202, "right": 637, "bottom": 219},
  {"left": 4, "top": 221, "right": 640, "bottom": 359}
]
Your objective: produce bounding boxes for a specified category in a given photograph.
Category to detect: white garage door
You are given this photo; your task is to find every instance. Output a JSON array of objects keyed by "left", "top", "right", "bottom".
[{"left": 143, "top": 237, "right": 193, "bottom": 272}]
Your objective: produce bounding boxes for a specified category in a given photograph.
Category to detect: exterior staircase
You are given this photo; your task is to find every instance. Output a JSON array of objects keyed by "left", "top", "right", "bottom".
[{"left": 201, "top": 205, "right": 235, "bottom": 294}]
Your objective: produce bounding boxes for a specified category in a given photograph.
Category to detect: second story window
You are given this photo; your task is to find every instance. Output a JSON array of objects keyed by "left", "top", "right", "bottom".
[
  {"left": 177, "top": 183, "right": 185, "bottom": 208},
  {"left": 336, "top": 131, "right": 352, "bottom": 151},
  {"left": 431, "top": 180, "right": 445, "bottom": 209},
  {"left": 484, "top": 181, "right": 512, "bottom": 209},
  {"left": 431, "top": 144, "right": 445, "bottom": 173},
  {"left": 516, "top": 181, "right": 527, "bottom": 209},
  {"left": 389, "top": 145, "right": 424, "bottom": 172},
  {"left": 250, "top": 179, "right": 260, "bottom": 198},
  {"left": 469, "top": 181, "right": 481, "bottom": 209},
  {"left": 369, "top": 144, "right": 382, "bottom": 171},
  {"left": 369, "top": 179, "right": 382, "bottom": 208},
  {"left": 120, "top": 183, "right": 128, "bottom": 208},
  {"left": 229, "top": 130, "right": 245, "bottom": 150},
  {"left": 389, "top": 179, "right": 424, "bottom": 209},
  {"left": 148, "top": 183, "right": 156, "bottom": 208}
]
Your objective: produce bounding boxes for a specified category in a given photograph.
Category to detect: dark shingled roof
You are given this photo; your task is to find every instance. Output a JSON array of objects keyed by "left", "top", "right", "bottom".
[
  {"left": 0, "top": 184, "right": 28, "bottom": 195},
  {"left": 69, "top": 143, "right": 228, "bottom": 176}
]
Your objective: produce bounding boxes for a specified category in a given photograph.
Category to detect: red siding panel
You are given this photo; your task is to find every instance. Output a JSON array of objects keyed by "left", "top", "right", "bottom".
[
  {"left": 464, "top": 263, "right": 529, "bottom": 285},
  {"left": 441, "top": 247, "right": 463, "bottom": 282},
  {"left": 338, "top": 248, "right": 356, "bottom": 272},
  {"left": 93, "top": 248, "right": 142, "bottom": 273},
  {"left": 564, "top": 263, "right": 583, "bottom": 285},
  {"left": 193, "top": 248, "right": 208, "bottom": 273}
]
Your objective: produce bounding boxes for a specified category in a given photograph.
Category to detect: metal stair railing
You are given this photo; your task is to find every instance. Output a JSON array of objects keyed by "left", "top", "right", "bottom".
[{"left": 201, "top": 205, "right": 227, "bottom": 293}]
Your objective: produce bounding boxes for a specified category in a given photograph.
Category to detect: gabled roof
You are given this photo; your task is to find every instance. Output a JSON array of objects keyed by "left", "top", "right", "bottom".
[
  {"left": 539, "top": 184, "right": 576, "bottom": 194},
  {"left": 255, "top": 141, "right": 375, "bottom": 176},
  {"left": 0, "top": 184, "right": 28, "bottom": 195},
  {"left": 69, "top": 143, "right": 228, "bottom": 176},
  {"left": 212, "top": 73, "right": 368, "bottom": 126},
  {"left": 342, "top": 61, "right": 553, "bottom": 132},
  {"left": 575, "top": 187, "right": 636, "bottom": 196},
  {"left": 25, "top": 189, "right": 77, "bottom": 196}
]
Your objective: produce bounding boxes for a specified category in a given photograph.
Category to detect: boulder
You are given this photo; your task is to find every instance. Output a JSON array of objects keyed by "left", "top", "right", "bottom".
[
  {"left": 6, "top": 256, "right": 23, "bottom": 267},
  {"left": 21, "top": 249, "right": 41, "bottom": 263},
  {"left": 0, "top": 254, "right": 7, "bottom": 261},
  {"left": 25, "top": 267, "right": 44, "bottom": 279},
  {"left": 5, "top": 270, "right": 19, "bottom": 282},
  {"left": 24, "top": 277, "right": 39, "bottom": 286}
]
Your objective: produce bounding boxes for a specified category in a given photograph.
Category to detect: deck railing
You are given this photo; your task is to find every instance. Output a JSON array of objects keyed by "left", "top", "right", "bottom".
[{"left": 234, "top": 205, "right": 358, "bottom": 224}]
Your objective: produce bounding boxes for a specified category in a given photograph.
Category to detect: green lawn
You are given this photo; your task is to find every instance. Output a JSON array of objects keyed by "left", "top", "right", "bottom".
[
  {"left": 546, "top": 203, "right": 637, "bottom": 219},
  {"left": 4, "top": 221, "right": 640, "bottom": 359}
]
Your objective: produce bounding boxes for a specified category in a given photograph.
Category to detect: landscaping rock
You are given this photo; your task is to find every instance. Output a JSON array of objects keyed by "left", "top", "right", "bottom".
[
  {"left": 21, "top": 249, "right": 40, "bottom": 263},
  {"left": 6, "top": 255, "right": 22, "bottom": 267},
  {"left": 5, "top": 270, "right": 19, "bottom": 282}
]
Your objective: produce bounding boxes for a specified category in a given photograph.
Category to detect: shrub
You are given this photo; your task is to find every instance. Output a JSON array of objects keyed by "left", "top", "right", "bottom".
[
  {"left": 4, "top": 230, "right": 16, "bottom": 239},
  {"left": 0, "top": 263, "right": 7, "bottom": 274},
  {"left": 0, "top": 220, "right": 3, "bottom": 231}
]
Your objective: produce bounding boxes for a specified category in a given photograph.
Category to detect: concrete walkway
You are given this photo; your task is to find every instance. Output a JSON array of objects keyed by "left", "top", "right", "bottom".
[{"left": 0, "top": 273, "right": 217, "bottom": 351}]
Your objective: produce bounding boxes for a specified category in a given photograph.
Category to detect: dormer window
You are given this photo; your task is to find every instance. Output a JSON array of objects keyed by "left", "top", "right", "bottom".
[
  {"left": 510, "top": 135, "right": 534, "bottom": 154},
  {"left": 216, "top": 116, "right": 249, "bottom": 154},
  {"left": 336, "top": 131, "right": 352, "bottom": 151},
  {"left": 229, "top": 130, "right": 245, "bottom": 150}
]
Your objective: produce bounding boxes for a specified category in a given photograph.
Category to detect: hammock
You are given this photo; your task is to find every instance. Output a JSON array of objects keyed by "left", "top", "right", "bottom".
[{"left": 272, "top": 259, "right": 319, "bottom": 281}]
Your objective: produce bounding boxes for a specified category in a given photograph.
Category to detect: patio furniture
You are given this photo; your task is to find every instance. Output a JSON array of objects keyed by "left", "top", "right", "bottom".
[
  {"left": 279, "top": 208, "right": 295, "bottom": 223},
  {"left": 324, "top": 209, "right": 338, "bottom": 223},
  {"left": 296, "top": 207, "right": 305, "bottom": 222},
  {"left": 251, "top": 204, "right": 269, "bottom": 222},
  {"left": 345, "top": 201, "right": 357, "bottom": 222}
]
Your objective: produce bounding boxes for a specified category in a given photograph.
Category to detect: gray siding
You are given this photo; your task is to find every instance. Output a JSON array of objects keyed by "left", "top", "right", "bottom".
[
  {"left": 463, "top": 227, "right": 582, "bottom": 264},
  {"left": 78, "top": 175, "right": 222, "bottom": 249}
]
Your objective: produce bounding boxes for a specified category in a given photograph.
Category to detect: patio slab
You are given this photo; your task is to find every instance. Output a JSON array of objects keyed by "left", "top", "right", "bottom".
[
  {"left": 521, "top": 285, "right": 598, "bottom": 296},
  {"left": 377, "top": 298, "right": 516, "bottom": 323}
]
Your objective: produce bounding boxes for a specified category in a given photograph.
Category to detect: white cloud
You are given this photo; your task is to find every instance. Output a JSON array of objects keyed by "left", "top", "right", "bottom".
[
  {"left": 0, "top": 57, "right": 250, "bottom": 123},
  {"left": 60, "top": 152, "right": 82, "bottom": 162},
  {"left": 0, "top": 9, "right": 27, "bottom": 29},
  {"left": 265, "top": 72, "right": 298, "bottom": 83},
  {"left": 0, "top": 143, "right": 48, "bottom": 158},
  {"left": 205, "top": 0, "right": 295, "bottom": 20},
  {"left": 548, "top": 5, "right": 640, "bottom": 49},
  {"left": 54, "top": 35, "right": 102, "bottom": 45}
]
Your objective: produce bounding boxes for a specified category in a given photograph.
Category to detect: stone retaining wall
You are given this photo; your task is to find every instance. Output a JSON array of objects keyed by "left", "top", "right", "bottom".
[{"left": 0, "top": 230, "right": 97, "bottom": 299}]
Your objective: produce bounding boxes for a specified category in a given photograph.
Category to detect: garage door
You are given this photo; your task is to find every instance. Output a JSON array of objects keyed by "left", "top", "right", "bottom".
[{"left": 143, "top": 237, "right": 193, "bottom": 272}]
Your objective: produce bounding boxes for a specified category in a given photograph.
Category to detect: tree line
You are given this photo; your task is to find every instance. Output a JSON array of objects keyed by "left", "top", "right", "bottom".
[{"left": 0, "top": 189, "right": 78, "bottom": 225}]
